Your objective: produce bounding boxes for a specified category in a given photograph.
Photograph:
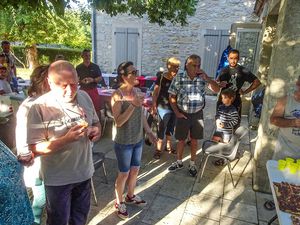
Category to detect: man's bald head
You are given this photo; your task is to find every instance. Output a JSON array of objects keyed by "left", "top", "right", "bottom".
[
  {"left": 48, "top": 60, "right": 78, "bottom": 81},
  {"left": 48, "top": 60, "right": 79, "bottom": 103}
]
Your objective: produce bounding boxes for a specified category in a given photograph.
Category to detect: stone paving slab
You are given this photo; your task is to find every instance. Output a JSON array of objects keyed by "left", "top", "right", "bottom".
[
  {"left": 180, "top": 212, "right": 219, "bottom": 225},
  {"left": 229, "top": 151, "right": 253, "bottom": 177},
  {"left": 255, "top": 192, "right": 277, "bottom": 223},
  {"left": 159, "top": 173, "right": 194, "bottom": 200},
  {"left": 193, "top": 169, "right": 225, "bottom": 198},
  {"left": 223, "top": 174, "right": 256, "bottom": 206},
  {"left": 142, "top": 194, "right": 188, "bottom": 225},
  {"left": 186, "top": 193, "right": 222, "bottom": 221},
  {"left": 220, "top": 217, "right": 257, "bottom": 225},
  {"left": 259, "top": 220, "right": 279, "bottom": 225},
  {"left": 221, "top": 199, "right": 258, "bottom": 224}
]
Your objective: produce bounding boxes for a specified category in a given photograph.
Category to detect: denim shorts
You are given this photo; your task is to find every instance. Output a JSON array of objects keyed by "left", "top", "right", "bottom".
[{"left": 114, "top": 139, "right": 143, "bottom": 173}]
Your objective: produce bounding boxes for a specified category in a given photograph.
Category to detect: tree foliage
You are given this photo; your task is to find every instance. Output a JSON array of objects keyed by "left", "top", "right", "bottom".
[
  {"left": 0, "top": 4, "right": 91, "bottom": 68},
  {"left": 0, "top": 5, "right": 91, "bottom": 49},
  {"left": 93, "top": 0, "right": 199, "bottom": 25},
  {"left": 0, "top": 0, "right": 199, "bottom": 26}
]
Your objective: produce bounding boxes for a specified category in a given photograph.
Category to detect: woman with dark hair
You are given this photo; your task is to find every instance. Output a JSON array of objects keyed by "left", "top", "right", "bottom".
[
  {"left": 111, "top": 61, "right": 156, "bottom": 219},
  {"left": 16, "top": 65, "right": 50, "bottom": 225}
]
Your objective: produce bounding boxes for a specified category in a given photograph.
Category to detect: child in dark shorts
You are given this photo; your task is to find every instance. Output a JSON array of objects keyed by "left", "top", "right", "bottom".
[{"left": 212, "top": 88, "right": 239, "bottom": 143}]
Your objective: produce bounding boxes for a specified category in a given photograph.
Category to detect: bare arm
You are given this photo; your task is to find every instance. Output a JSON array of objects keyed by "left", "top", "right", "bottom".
[
  {"left": 207, "top": 78, "right": 221, "bottom": 93},
  {"left": 29, "top": 124, "right": 86, "bottom": 155},
  {"left": 198, "top": 70, "right": 221, "bottom": 93},
  {"left": 169, "top": 94, "right": 187, "bottom": 119},
  {"left": 142, "top": 109, "right": 157, "bottom": 144},
  {"left": 94, "top": 76, "right": 107, "bottom": 87},
  {"left": 87, "top": 121, "right": 101, "bottom": 142},
  {"left": 270, "top": 96, "right": 300, "bottom": 128},
  {"left": 111, "top": 91, "right": 141, "bottom": 127},
  {"left": 12, "top": 65, "right": 17, "bottom": 77},
  {"left": 151, "top": 84, "right": 160, "bottom": 113},
  {"left": 240, "top": 78, "right": 261, "bottom": 95}
]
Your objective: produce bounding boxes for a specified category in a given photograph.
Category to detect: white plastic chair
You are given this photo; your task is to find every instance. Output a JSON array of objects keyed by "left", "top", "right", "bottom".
[{"left": 198, "top": 126, "right": 249, "bottom": 187}]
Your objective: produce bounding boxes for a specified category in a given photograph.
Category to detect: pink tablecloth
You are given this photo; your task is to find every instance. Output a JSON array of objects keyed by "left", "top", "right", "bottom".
[
  {"left": 97, "top": 88, "right": 115, "bottom": 97},
  {"left": 97, "top": 88, "right": 152, "bottom": 108},
  {"left": 137, "top": 76, "right": 157, "bottom": 87}
]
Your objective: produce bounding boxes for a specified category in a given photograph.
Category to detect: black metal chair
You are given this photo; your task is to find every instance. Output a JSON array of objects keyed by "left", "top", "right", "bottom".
[
  {"left": 91, "top": 152, "right": 108, "bottom": 205},
  {"left": 198, "top": 126, "right": 249, "bottom": 187}
]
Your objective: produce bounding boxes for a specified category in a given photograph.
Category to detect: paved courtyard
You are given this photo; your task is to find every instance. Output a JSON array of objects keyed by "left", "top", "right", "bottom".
[{"left": 86, "top": 96, "right": 278, "bottom": 225}]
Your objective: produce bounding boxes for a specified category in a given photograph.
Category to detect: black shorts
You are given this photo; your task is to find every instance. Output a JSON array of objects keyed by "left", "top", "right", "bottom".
[{"left": 175, "top": 110, "right": 204, "bottom": 140}]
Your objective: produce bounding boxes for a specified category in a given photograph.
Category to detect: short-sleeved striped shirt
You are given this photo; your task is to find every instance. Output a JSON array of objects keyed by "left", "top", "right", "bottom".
[{"left": 168, "top": 72, "right": 206, "bottom": 113}]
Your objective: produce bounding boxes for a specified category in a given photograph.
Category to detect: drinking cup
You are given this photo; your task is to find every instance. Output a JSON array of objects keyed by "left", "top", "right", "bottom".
[
  {"left": 288, "top": 162, "right": 298, "bottom": 174},
  {"left": 277, "top": 159, "right": 286, "bottom": 171},
  {"left": 18, "top": 151, "right": 33, "bottom": 163},
  {"left": 285, "top": 157, "right": 294, "bottom": 166}
]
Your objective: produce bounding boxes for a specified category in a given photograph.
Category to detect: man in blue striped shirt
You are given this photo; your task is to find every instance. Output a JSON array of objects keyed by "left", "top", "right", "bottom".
[{"left": 168, "top": 54, "right": 219, "bottom": 177}]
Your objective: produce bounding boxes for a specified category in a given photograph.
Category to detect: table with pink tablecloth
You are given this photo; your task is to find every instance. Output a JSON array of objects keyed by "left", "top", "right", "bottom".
[
  {"left": 97, "top": 88, "right": 152, "bottom": 109},
  {"left": 136, "top": 76, "right": 157, "bottom": 88}
]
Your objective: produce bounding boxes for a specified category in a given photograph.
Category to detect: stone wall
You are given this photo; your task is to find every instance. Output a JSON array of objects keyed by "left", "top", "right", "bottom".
[
  {"left": 253, "top": 0, "right": 300, "bottom": 193},
  {"left": 94, "top": 0, "right": 257, "bottom": 75}
]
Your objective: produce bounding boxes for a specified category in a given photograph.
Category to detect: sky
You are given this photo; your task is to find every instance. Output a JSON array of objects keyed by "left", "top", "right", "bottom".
[{"left": 69, "top": 0, "right": 88, "bottom": 9}]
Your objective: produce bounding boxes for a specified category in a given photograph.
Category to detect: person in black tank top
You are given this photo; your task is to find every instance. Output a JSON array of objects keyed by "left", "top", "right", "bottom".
[{"left": 152, "top": 57, "right": 180, "bottom": 159}]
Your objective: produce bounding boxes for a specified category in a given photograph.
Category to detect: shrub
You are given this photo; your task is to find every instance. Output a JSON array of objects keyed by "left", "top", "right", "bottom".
[{"left": 12, "top": 46, "right": 82, "bottom": 67}]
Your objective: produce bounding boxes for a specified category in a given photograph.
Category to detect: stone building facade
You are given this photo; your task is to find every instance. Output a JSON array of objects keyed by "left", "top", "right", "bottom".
[
  {"left": 253, "top": 0, "right": 300, "bottom": 192},
  {"left": 92, "top": 0, "right": 257, "bottom": 76}
]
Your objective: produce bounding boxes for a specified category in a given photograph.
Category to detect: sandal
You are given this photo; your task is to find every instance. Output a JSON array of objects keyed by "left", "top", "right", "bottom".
[
  {"left": 213, "top": 158, "right": 226, "bottom": 166},
  {"left": 264, "top": 200, "right": 275, "bottom": 211},
  {"left": 153, "top": 150, "right": 161, "bottom": 159},
  {"left": 165, "top": 147, "right": 176, "bottom": 155}
]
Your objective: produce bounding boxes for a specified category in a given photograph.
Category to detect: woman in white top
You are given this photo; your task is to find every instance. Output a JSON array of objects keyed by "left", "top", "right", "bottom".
[{"left": 16, "top": 65, "right": 50, "bottom": 225}]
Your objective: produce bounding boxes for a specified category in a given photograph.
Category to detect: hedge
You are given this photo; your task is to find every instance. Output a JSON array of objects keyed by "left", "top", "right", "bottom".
[{"left": 12, "top": 46, "right": 83, "bottom": 67}]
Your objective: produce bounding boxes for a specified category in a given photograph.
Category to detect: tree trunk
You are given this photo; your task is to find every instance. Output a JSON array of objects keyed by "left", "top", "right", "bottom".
[{"left": 26, "top": 44, "right": 39, "bottom": 70}]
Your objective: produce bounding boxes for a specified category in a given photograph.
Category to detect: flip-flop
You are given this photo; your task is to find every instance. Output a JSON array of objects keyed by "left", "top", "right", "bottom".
[{"left": 264, "top": 200, "right": 275, "bottom": 211}]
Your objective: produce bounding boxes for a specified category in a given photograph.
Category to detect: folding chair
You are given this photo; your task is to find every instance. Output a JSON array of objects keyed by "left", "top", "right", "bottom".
[
  {"left": 91, "top": 152, "right": 108, "bottom": 205},
  {"left": 198, "top": 126, "right": 249, "bottom": 187}
]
